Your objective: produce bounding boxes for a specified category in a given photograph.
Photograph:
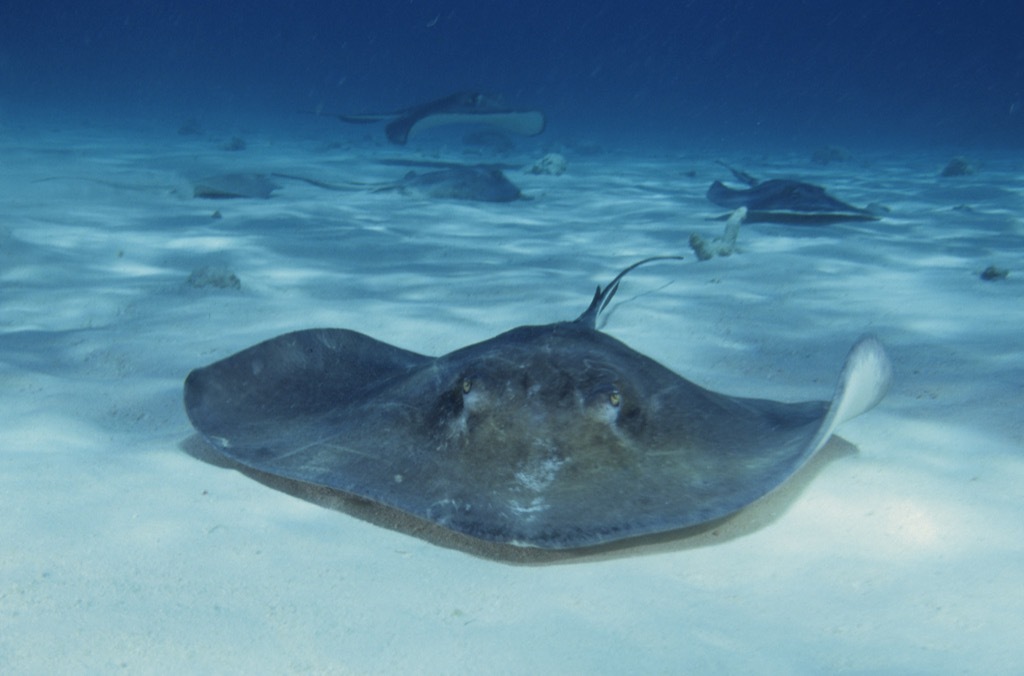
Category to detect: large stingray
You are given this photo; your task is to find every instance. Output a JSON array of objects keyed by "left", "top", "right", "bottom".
[
  {"left": 183, "top": 258, "right": 892, "bottom": 550},
  {"left": 327, "top": 91, "right": 546, "bottom": 145},
  {"left": 707, "top": 163, "right": 881, "bottom": 224}
]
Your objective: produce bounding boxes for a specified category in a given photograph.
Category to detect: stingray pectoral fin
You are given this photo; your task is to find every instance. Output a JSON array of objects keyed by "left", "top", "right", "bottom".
[
  {"left": 805, "top": 335, "right": 893, "bottom": 455},
  {"left": 183, "top": 328, "right": 431, "bottom": 450},
  {"left": 388, "top": 110, "right": 546, "bottom": 144},
  {"left": 470, "top": 110, "right": 546, "bottom": 136},
  {"left": 714, "top": 161, "right": 760, "bottom": 186},
  {"left": 706, "top": 180, "right": 744, "bottom": 208}
]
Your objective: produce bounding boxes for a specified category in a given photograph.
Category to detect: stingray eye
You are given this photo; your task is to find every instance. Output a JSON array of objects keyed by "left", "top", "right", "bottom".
[
  {"left": 584, "top": 384, "right": 623, "bottom": 425},
  {"left": 461, "top": 378, "right": 473, "bottom": 394}
]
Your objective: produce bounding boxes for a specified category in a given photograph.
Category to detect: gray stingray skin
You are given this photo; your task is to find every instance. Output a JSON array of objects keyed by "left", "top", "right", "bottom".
[
  {"left": 183, "top": 259, "right": 891, "bottom": 549},
  {"left": 192, "top": 173, "right": 281, "bottom": 199},
  {"left": 375, "top": 166, "right": 525, "bottom": 202},
  {"left": 706, "top": 162, "right": 879, "bottom": 224},
  {"left": 333, "top": 91, "right": 546, "bottom": 145},
  {"left": 190, "top": 167, "right": 525, "bottom": 203},
  {"left": 707, "top": 179, "right": 878, "bottom": 223}
]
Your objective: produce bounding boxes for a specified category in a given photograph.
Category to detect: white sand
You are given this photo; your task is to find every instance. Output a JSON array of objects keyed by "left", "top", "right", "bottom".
[{"left": 2, "top": 122, "right": 1022, "bottom": 673}]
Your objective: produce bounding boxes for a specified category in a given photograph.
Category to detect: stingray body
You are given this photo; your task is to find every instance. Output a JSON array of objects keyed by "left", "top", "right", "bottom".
[
  {"left": 34, "top": 173, "right": 283, "bottom": 200},
  {"left": 184, "top": 259, "right": 891, "bottom": 549},
  {"left": 707, "top": 163, "right": 879, "bottom": 224},
  {"left": 707, "top": 180, "right": 879, "bottom": 224},
  {"left": 191, "top": 167, "right": 526, "bottom": 202},
  {"left": 194, "top": 167, "right": 525, "bottom": 203},
  {"left": 36, "top": 166, "right": 525, "bottom": 203},
  {"left": 332, "top": 91, "right": 546, "bottom": 145},
  {"left": 374, "top": 166, "right": 525, "bottom": 202},
  {"left": 288, "top": 165, "right": 525, "bottom": 202},
  {"left": 192, "top": 173, "right": 281, "bottom": 199}
]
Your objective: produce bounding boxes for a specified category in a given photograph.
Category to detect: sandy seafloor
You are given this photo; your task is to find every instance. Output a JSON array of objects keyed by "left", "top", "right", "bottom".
[{"left": 1, "top": 119, "right": 1022, "bottom": 674}]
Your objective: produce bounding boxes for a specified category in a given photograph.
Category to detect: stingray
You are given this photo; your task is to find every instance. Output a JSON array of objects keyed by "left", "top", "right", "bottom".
[
  {"left": 183, "top": 258, "right": 891, "bottom": 550},
  {"left": 326, "top": 91, "right": 546, "bottom": 145},
  {"left": 192, "top": 169, "right": 526, "bottom": 202},
  {"left": 36, "top": 165, "right": 527, "bottom": 203},
  {"left": 707, "top": 162, "right": 881, "bottom": 225},
  {"left": 372, "top": 166, "right": 525, "bottom": 202},
  {"left": 34, "top": 173, "right": 285, "bottom": 200},
  {"left": 276, "top": 165, "right": 527, "bottom": 202},
  {"left": 192, "top": 173, "right": 282, "bottom": 199}
]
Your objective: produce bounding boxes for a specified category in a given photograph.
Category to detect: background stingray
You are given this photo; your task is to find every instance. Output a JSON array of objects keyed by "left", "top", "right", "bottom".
[
  {"left": 325, "top": 91, "right": 546, "bottom": 144},
  {"left": 192, "top": 173, "right": 281, "bottom": 199},
  {"left": 184, "top": 258, "right": 891, "bottom": 550},
  {"left": 35, "top": 173, "right": 287, "bottom": 200},
  {"left": 37, "top": 167, "right": 527, "bottom": 203},
  {"left": 278, "top": 165, "right": 527, "bottom": 202},
  {"left": 373, "top": 166, "right": 525, "bottom": 202},
  {"left": 707, "top": 162, "right": 881, "bottom": 224}
]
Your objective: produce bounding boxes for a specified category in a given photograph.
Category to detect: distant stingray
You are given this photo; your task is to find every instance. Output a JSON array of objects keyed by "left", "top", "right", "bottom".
[
  {"left": 32, "top": 173, "right": 284, "bottom": 200},
  {"left": 276, "top": 165, "right": 527, "bottom": 203},
  {"left": 184, "top": 258, "right": 892, "bottom": 550},
  {"left": 323, "top": 91, "right": 546, "bottom": 145},
  {"left": 708, "top": 162, "right": 881, "bottom": 224},
  {"left": 35, "top": 166, "right": 527, "bottom": 203},
  {"left": 371, "top": 166, "right": 525, "bottom": 202},
  {"left": 192, "top": 173, "right": 281, "bottom": 199}
]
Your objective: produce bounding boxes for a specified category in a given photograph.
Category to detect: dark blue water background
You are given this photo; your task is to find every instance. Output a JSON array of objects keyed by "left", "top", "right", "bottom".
[{"left": 2, "top": 0, "right": 1022, "bottom": 152}]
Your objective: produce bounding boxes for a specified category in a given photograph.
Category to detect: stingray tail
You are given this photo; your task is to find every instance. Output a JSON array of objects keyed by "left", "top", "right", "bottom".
[
  {"left": 574, "top": 256, "right": 685, "bottom": 328},
  {"left": 714, "top": 160, "right": 760, "bottom": 186}
]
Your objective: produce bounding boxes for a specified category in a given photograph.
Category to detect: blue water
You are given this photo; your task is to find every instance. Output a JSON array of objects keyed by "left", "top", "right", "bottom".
[{"left": 2, "top": 1, "right": 1022, "bottom": 151}]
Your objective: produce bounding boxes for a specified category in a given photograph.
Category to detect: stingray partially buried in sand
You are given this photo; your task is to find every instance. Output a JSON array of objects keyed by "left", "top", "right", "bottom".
[
  {"left": 184, "top": 258, "right": 891, "bottom": 550},
  {"left": 268, "top": 165, "right": 527, "bottom": 202},
  {"left": 37, "top": 165, "right": 527, "bottom": 203}
]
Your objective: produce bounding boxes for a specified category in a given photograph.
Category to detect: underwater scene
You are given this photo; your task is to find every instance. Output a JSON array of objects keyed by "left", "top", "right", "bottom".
[{"left": 2, "top": 1, "right": 1022, "bottom": 672}]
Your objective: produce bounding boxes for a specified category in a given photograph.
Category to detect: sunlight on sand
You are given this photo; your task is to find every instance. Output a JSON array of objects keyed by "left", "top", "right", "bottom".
[{"left": 1, "top": 126, "right": 1022, "bottom": 673}]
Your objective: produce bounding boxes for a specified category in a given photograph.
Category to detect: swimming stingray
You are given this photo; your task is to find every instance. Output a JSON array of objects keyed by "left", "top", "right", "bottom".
[
  {"left": 326, "top": 91, "right": 546, "bottom": 145},
  {"left": 183, "top": 258, "right": 891, "bottom": 550},
  {"left": 707, "top": 162, "right": 881, "bottom": 224}
]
